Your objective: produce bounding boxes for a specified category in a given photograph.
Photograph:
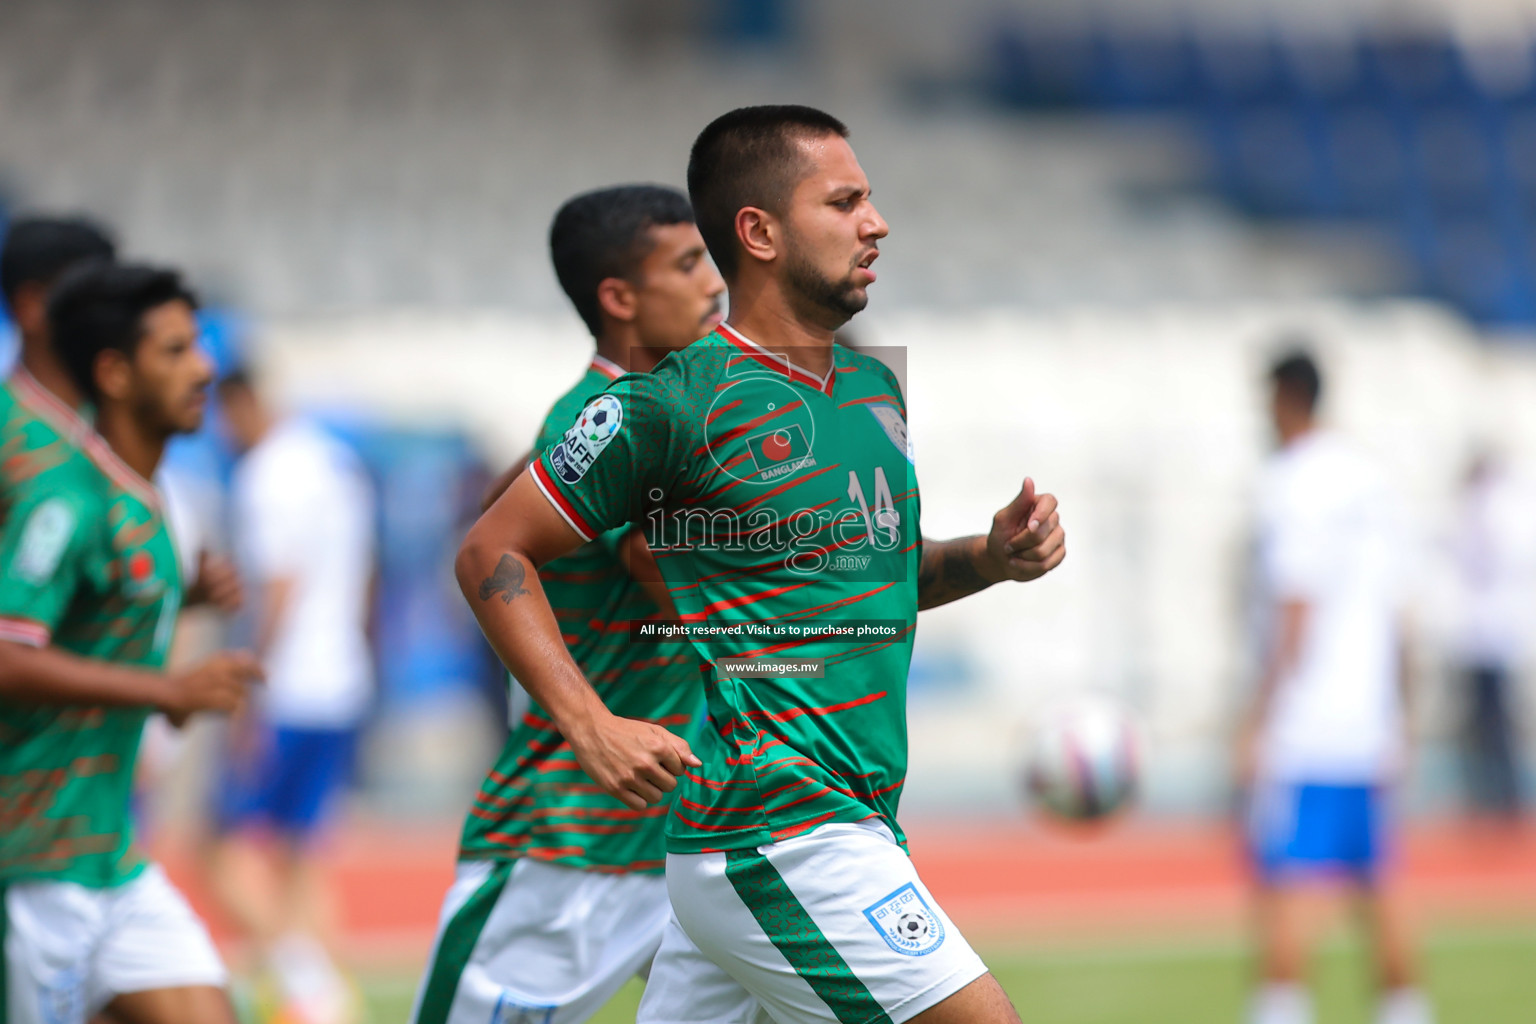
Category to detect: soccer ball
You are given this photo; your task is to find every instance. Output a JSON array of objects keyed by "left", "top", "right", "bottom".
[
  {"left": 896, "top": 912, "right": 930, "bottom": 941},
  {"left": 577, "top": 396, "right": 622, "bottom": 443},
  {"left": 1022, "top": 693, "right": 1139, "bottom": 823}
]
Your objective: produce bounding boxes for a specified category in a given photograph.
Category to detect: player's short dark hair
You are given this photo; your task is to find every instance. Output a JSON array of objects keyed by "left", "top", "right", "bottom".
[
  {"left": 550, "top": 185, "right": 696, "bottom": 337},
  {"left": 1269, "top": 347, "right": 1322, "bottom": 412},
  {"left": 688, "top": 105, "right": 850, "bottom": 279},
  {"left": 215, "top": 365, "right": 255, "bottom": 397},
  {"left": 48, "top": 261, "right": 199, "bottom": 403},
  {"left": 0, "top": 215, "right": 117, "bottom": 309}
]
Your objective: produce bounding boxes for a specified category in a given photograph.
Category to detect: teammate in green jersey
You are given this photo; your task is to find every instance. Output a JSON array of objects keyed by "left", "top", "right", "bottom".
[
  {"left": 0, "top": 217, "right": 117, "bottom": 522},
  {"left": 457, "top": 107, "right": 1066, "bottom": 1024},
  {"left": 0, "top": 215, "right": 243, "bottom": 639},
  {"left": 411, "top": 186, "right": 725, "bottom": 1024},
  {"left": 0, "top": 261, "right": 261, "bottom": 1024}
]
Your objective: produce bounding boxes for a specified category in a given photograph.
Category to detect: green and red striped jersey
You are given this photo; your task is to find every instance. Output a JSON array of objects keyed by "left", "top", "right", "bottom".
[
  {"left": 0, "top": 369, "right": 93, "bottom": 524},
  {"left": 0, "top": 373, "right": 181, "bottom": 887},
  {"left": 459, "top": 355, "right": 705, "bottom": 873},
  {"left": 530, "top": 327, "right": 921, "bottom": 855}
]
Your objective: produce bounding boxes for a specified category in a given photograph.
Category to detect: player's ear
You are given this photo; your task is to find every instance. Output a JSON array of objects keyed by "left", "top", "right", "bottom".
[
  {"left": 735, "top": 206, "right": 778, "bottom": 267},
  {"left": 11, "top": 281, "right": 50, "bottom": 338},
  {"left": 93, "top": 349, "right": 134, "bottom": 402},
  {"left": 596, "top": 277, "right": 638, "bottom": 325}
]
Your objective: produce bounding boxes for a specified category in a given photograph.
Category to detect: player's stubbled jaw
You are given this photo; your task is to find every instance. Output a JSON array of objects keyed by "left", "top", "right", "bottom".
[{"left": 773, "top": 133, "right": 889, "bottom": 327}]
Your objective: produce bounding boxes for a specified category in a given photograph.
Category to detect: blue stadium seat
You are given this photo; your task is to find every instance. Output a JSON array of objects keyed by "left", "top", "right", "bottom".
[
  {"left": 1321, "top": 104, "right": 1412, "bottom": 218},
  {"left": 984, "top": 19, "right": 1536, "bottom": 323},
  {"left": 1096, "top": 26, "right": 1198, "bottom": 109}
]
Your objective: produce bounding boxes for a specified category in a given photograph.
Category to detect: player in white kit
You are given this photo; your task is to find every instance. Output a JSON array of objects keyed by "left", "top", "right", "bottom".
[
  {"left": 209, "top": 369, "right": 377, "bottom": 1024},
  {"left": 1239, "top": 350, "right": 1432, "bottom": 1024}
]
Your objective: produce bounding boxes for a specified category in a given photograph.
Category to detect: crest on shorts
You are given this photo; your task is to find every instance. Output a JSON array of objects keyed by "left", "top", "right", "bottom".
[
  {"left": 490, "top": 992, "right": 556, "bottom": 1024},
  {"left": 39, "top": 965, "right": 87, "bottom": 1024},
  {"left": 862, "top": 882, "right": 945, "bottom": 956}
]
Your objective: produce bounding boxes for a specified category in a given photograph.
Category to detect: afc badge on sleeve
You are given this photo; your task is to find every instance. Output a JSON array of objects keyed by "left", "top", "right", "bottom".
[{"left": 862, "top": 882, "right": 945, "bottom": 956}]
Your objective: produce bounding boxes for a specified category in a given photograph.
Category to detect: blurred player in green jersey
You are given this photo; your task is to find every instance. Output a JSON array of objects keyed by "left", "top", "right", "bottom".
[
  {"left": 410, "top": 185, "right": 724, "bottom": 1024},
  {"left": 0, "top": 261, "right": 262, "bottom": 1024},
  {"left": 0, "top": 217, "right": 117, "bottom": 519},
  {"left": 456, "top": 107, "right": 1065, "bottom": 1024},
  {"left": 0, "top": 216, "right": 243, "bottom": 604}
]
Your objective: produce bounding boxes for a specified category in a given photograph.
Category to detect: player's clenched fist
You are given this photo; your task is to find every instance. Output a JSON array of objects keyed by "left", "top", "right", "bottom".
[
  {"left": 988, "top": 476, "right": 1066, "bottom": 582},
  {"left": 185, "top": 550, "right": 245, "bottom": 613},
  {"left": 568, "top": 712, "right": 703, "bottom": 811},
  {"left": 160, "top": 649, "right": 264, "bottom": 725}
]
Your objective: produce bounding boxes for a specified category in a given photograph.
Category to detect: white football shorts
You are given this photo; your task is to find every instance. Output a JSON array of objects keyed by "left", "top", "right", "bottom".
[
  {"left": 2, "top": 863, "right": 227, "bottom": 1024},
  {"left": 410, "top": 857, "right": 671, "bottom": 1024},
  {"left": 638, "top": 821, "right": 988, "bottom": 1024}
]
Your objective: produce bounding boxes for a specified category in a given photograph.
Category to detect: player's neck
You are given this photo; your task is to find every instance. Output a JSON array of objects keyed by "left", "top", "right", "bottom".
[
  {"left": 95, "top": 405, "right": 167, "bottom": 483},
  {"left": 724, "top": 281, "right": 836, "bottom": 381},
  {"left": 594, "top": 328, "right": 657, "bottom": 374},
  {"left": 18, "top": 340, "right": 85, "bottom": 410},
  {"left": 1277, "top": 418, "right": 1316, "bottom": 449},
  {"left": 243, "top": 408, "right": 276, "bottom": 449}
]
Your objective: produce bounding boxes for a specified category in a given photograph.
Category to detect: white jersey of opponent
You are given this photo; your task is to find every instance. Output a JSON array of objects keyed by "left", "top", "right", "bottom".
[
  {"left": 233, "top": 418, "right": 375, "bottom": 728},
  {"left": 1452, "top": 467, "right": 1536, "bottom": 668},
  {"left": 1254, "top": 431, "right": 1405, "bottom": 783}
]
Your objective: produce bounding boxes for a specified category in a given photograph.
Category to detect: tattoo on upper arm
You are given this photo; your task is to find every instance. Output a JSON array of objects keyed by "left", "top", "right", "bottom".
[{"left": 478, "top": 554, "right": 530, "bottom": 604}]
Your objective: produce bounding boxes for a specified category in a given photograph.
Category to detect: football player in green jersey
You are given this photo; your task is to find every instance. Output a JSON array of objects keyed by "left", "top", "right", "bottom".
[
  {"left": 0, "top": 217, "right": 117, "bottom": 519},
  {"left": 0, "top": 262, "right": 261, "bottom": 1024},
  {"left": 456, "top": 106, "right": 1065, "bottom": 1024},
  {"left": 0, "top": 215, "right": 243, "bottom": 619},
  {"left": 412, "top": 185, "right": 724, "bottom": 1024}
]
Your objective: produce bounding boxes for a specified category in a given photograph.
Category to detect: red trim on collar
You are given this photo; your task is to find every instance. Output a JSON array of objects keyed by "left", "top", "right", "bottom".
[
  {"left": 9, "top": 370, "right": 160, "bottom": 509},
  {"left": 79, "top": 433, "right": 161, "bottom": 510},
  {"left": 717, "top": 324, "right": 834, "bottom": 397},
  {"left": 590, "top": 355, "right": 624, "bottom": 381},
  {"left": 9, "top": 368, "right": 90, "bottom": 441}
]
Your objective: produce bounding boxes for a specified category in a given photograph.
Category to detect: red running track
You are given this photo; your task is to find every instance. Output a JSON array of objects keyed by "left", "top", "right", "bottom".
[{"left": 159, "top": 816, "right": 1536, "bottom": 963}]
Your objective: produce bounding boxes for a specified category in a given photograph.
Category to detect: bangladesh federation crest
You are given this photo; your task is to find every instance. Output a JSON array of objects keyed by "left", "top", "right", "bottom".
[
  {"left": 866, "top": 403, "right": 914, "bottom": 463},
  {"left": 491, "top": 993, "right": 555, "bottom": 1024},
  {"left": 863, "top": 882, "right": 945, "bottom": 956}
]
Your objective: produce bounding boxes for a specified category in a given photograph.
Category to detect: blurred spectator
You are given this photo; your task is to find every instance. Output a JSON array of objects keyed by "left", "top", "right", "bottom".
[
  {"left": 208, "top": 368, "right": 376, "bottom": 1024},
  {"left": 1239, "top": 349, "right": 1431, "bottom": 1024},
  {"left": 1450, "top": 452, "right": 1536, "bottom": 821}
]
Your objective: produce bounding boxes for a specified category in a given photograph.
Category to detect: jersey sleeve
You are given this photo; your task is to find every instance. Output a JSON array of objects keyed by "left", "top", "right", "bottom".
[
  {"left": 528, "top": 374, "right": 693, "bottom": 543},
  {"left": 0, "top": 488, "right": 97, "bottom": 646}
]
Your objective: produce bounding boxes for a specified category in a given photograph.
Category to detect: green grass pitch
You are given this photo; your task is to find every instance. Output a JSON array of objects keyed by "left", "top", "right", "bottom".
[{"left": 360, "top": 925, "right": 1536, "bottom": 1022}]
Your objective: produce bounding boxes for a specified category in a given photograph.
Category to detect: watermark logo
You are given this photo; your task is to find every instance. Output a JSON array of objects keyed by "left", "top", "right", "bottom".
[{"left": 704, "top": 377, "right": 816, "bottom": 485}]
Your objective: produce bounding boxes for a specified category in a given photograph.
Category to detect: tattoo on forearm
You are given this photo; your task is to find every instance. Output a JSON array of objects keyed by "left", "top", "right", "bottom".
[
  {"left": 478, "top": 554, "right": 530, "bottom": 604},
  {"left": 916, "top": 540, "right": 994, "bottom": 609}
]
